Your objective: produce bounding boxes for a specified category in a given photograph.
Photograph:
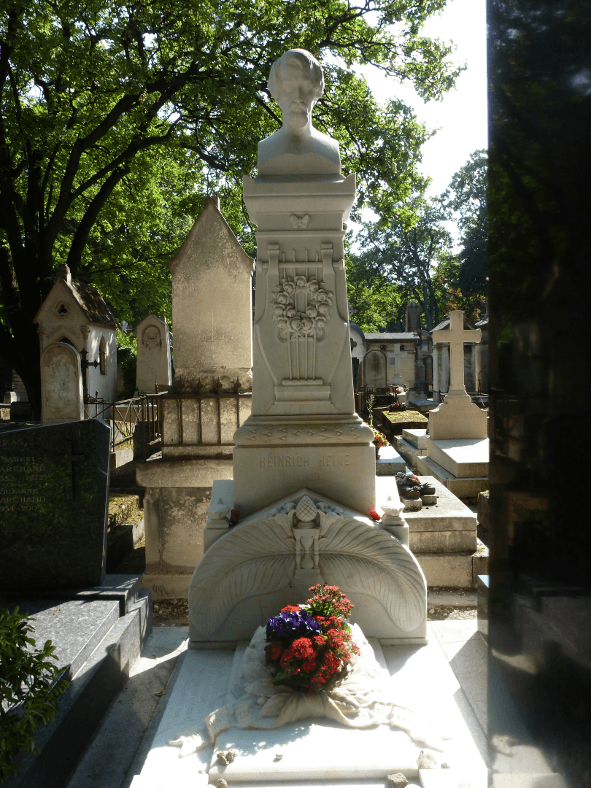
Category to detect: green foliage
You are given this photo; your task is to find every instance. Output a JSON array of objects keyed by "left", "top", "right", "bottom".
[
  {"left": 349, "top": 150, "right": 488, "bottom": 331},
  {"left": 350, "top": 197, "right": 453, "bottom": 330},
  {"left": 0, "top": 0, "right": 463, "bottom": 412},
  {"left": 442, "top": 149, "right": 488, "bottom": 300},
  {"left": 0, "top": 608, "right": 68, "bottom": 781}
]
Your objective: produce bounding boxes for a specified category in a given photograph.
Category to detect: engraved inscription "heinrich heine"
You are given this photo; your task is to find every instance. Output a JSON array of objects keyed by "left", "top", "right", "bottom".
[
  {"left": 0, "top": 456, "right": 48, "bottom": 512},
  {"left": 260, "top": 455, "right": 310, "bottom": 468},
  {"left": 259, "top": 454, "right": 351, "bottom": 468}
]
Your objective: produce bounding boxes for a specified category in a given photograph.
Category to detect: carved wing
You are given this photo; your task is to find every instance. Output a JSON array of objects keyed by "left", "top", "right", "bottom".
[
  {"left": 189, "top": 518, "right": 295, "bottom": 636},
  {"left": 318, "top": 518, "right": 426, "bottom": 632}
]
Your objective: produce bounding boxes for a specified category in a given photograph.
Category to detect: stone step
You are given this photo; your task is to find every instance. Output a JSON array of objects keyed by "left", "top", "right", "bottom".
[
  {"left": 376, "top": 445, "right": 407, "bottom": 475},
  {"left": 2, "top": 576, "right": 152, "bottom": 788},
  {"left": 427, "top": 439, "right": 489, "bottom": 479},
  {"left": 416, "top": 456, "right": 488, "bottom": 499},
  {"left": 393, "top": 436, "right": 426, "bottom": 470}
]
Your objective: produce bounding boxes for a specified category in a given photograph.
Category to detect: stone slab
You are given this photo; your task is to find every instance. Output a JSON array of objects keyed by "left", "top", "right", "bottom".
[
  {"left": 136, "top": 455, "right": 233, "bottom": 487},
  {"left": 376, "top": 445, "right": 407, "bottom": 475},
  {"left": 133, "top": 626, "right": 485, "bottom": 788},
  {"left": 0, "top": 419, "right": 110, "bottom": 590},
  {"left": 401, "top": 478, "right": 477, "bottom": 533},
  {"left": 0, "top": 598, "right": 119, "bottom": 679},
  {"left": 427, "top": 440, "right": 489, "bottom": 479},
  {"left": 415, "top": 457, "right": 488, "bottom": 499},
  {"left": 415, "top": 554, "right": 474, "bottom": 589},
  {"left": 212, "top": 725, "right": 419, "bottom": 782},
  {"left": 411, "top": 531, "right": 477, "bottom": 554},
  {"left": 2, "top": 590, "right": 152, "bottom": 788},
  {"left": 394, "top": 438, "right": 426, "bottom": 471},
  {"left": 402, "top": 429, "right": 429, "bottom": 449}
]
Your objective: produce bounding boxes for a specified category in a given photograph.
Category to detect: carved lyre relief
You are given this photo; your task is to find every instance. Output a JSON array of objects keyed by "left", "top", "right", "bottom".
[{"left": 272, "top": 275, "right": 333, "bottom": 380}]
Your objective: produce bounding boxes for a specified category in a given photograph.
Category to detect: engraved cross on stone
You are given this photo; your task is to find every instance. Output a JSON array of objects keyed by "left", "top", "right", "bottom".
[{"left": 440, "top": 310, "right": 481, "bottom": 398}]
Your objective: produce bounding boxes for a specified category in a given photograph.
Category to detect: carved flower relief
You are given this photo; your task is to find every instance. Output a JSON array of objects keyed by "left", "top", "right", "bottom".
[{"left": 272, "top": 276, "right": 333, "bottom": 338}]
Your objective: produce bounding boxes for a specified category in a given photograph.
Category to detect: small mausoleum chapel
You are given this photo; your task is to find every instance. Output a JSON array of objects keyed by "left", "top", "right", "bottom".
[{"left": 1, "top": 3, "right": 589, "bottom": 788}]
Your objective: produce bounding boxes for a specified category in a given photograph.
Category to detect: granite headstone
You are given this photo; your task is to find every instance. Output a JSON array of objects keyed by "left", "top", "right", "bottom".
[{"left": 0, "top": 419, "right": 110, "bottom": 590}]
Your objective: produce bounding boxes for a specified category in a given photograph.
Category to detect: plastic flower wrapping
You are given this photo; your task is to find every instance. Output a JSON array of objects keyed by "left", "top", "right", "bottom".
[{"left": 264, "top": 585, "right": 359, "bottom": 693}]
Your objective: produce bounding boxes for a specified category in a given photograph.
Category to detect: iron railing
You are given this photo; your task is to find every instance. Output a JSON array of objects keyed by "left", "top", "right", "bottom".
[{"left": 84, "top": 397, "right": 146, "bottom": 453}]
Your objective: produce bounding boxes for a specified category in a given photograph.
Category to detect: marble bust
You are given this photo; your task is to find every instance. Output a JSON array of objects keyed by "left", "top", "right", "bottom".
[{"left": 258, "top": 49, "right": 341, "bottom": 177}]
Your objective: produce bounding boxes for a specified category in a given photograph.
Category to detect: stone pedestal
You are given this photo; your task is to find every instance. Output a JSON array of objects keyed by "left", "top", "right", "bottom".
[
  {"left": 428, "top": 394, "right": 488, "bottom": 441},
  {"left": 402, "top": 477, "right": 484, "bottom": 589},
  {"left": 233, "top": 172, "right": 376, "bottom": 517},
  {"left": 417, "top": 439, "right": 489, "bottom": 499}
]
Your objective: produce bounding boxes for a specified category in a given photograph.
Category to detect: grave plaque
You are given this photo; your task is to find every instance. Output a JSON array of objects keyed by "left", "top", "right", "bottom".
[{"left": 0, "top": 419, "right": 110, "bottom": 590}]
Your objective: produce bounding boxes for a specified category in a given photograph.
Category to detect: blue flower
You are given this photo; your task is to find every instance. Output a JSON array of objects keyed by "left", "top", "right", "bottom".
[{"left": 266, "top": 610, "right": 321, "bottom": 641}]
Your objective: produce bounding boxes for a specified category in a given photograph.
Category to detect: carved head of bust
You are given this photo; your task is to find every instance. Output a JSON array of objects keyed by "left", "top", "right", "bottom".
[{"left": 268, "top": 50, "right": 324, "bottom": 133}]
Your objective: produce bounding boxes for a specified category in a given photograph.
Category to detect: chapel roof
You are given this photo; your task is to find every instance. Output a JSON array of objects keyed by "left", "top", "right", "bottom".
[{"left": 69, "top": 280, "right": 118, "bottom": 328}]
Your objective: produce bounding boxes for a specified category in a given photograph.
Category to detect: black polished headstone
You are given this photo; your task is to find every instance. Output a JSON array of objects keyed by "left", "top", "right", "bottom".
[
  {"left": 488, "top": 1, "right": 591, "bottom": 786},
  {"left": 0, "top": 419, "right": 110, "bottom": 590}
]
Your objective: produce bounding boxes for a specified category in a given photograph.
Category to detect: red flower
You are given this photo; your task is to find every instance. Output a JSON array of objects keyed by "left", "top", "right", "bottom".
[
  {"left": 368, "top": 508, "right": 381, "bottom": 522},
  {"left": 281, "top": 605, "right": 300, "bottom": 613}
]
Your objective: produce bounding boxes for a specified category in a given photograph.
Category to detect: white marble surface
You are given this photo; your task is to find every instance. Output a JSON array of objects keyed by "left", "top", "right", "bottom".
[
  {"left": 427, "top": 440, "right": 489, "bottom": 479},
  {"left": 131, "top": 621, "right": 487, "bottom": 788}
]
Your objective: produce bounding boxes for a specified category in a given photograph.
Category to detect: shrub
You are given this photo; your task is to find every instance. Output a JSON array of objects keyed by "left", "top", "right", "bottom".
[{"left": 0, "top": 608, "right": 68, "bottom": 781}]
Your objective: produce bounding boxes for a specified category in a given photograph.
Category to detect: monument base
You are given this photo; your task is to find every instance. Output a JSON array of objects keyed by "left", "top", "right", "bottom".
[
  {"left": 128, "top": 633, "right": 486, "bottom": 788},
  {"left": 417, "top": 439, "right": 489, "bottom": 500},
  {"left": 428, "top": 396, "right": 487, "bottom": 441},
  {"left": 232, "top": 444, "right": 376, "bottom": 517}
]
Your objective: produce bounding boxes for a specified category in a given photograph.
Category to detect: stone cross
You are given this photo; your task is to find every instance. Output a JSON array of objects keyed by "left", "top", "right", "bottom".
[{"left": 436, "top": 311, "right": 481, "bottom": 398}]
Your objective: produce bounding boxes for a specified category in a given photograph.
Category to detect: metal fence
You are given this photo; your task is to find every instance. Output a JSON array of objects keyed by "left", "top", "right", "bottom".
[{"left": 84, "top": 397, "right": 146, "bottom": 453}]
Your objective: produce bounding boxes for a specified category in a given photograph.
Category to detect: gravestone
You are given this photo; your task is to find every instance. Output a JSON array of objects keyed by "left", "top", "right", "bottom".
[
  {"left": 363, "top": 348, "right": 387, "bottom": 390},
  {"left": 428, "top": 311, "right": 487, "bottom": 440},
  {"left": 133, "top": 314, "right": 172, "bottom": 394},
  {"left": 132, "top": 48, "right": 485, "bottom": 788},
  {"left": 169, "top": 196, "right": 253, "bottom": 394},
  {"left": 40, "top": 341, "right": 84, "bottom": 425},
  {"left": 0, "top": 419, "right": 110, "bottom": 590},
  {"left": 418, "top": 311, "right": 489, "bottom": 497}
]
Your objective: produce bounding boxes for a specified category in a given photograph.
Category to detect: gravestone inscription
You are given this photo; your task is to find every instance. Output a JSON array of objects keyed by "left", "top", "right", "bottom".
[{"left": 0, "top": 419, "right": 110, "bottom": 591}]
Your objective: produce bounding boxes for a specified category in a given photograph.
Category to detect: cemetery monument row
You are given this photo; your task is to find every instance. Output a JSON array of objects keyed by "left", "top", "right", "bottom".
[{"left": 132, "top": 49, "right": 485, "bottom": 788}]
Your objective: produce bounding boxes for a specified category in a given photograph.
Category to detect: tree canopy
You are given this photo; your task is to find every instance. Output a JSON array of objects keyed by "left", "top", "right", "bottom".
[
  {"left": 0, "top": 0, "right": 462, "bottom": 412},
  {"left": 347, "top": 149, "right": 488, "bottom": 333}
]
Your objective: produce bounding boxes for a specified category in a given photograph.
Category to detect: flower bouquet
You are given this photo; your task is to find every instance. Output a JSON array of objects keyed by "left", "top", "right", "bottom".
[
  {"left": 264, "top": 585, "right": 359, "bottom": 693},
  {"left": 368, "top": 425, "right": 389, "bottom": 448}
]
